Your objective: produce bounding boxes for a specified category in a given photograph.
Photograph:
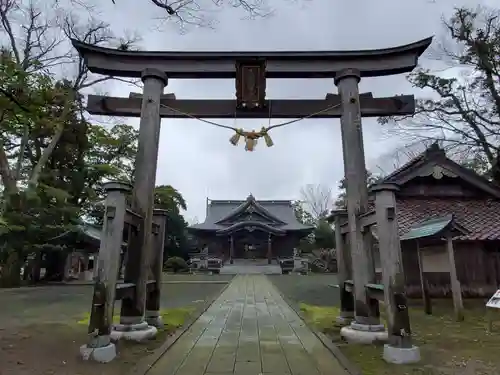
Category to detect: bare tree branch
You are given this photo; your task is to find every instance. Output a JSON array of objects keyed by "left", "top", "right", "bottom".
[
  {"left": 299, "top": 184, "right": 333, "bottom": 221},
  {"left": 28, "top": 90, "right": 74, "bottom": 188},
  {"left": 379, "top": 6, "right": 500, "bottom": 176},
  {"left": 0, "top": 0, "right": 22, "bottom": 64},
  {"left": 110, "top": 0, "right": 273, "bottom": 30},
  {"left": 0, "top": 0, "right": 141, "bottom": 199}
]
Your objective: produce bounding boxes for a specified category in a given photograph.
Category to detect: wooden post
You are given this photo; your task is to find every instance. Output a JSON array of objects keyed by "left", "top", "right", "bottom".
[
  {"left": 415, "top": 241, "right": 432, "bottom": 315},
  {"left": 333, "top": 209, "right": 354, "bottom": 324},
  {"left": 87, "top": 181, "right": 131, "bottom": 350},
  {"left": 229, "top": 236, "right": 234, "bottom": 264},
  {"left": 335, "top": 68, "right": 378, "bottom": 326},
  {"left": 120, "top": 68, "right": 167, "bottom": 327},
  {"left": 446, "top": 233, "right": 464, "bottom": 321},
  {"left": 487, "top": 308, "right": 494, "bottom": 333},
  {"left": 145, "top": 209, "right": 168, "bottom": 327},
  {"left": 372, "top": 183, "right": 413, "bottom": 349},
  {"left": 267, "top": 234, "right": 272, "bottom": 264}
]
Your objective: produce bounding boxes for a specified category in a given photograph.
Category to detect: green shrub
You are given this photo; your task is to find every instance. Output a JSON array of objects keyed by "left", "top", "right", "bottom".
[{"left": 164, "top": 256, "right": 188, "bottom": 273}]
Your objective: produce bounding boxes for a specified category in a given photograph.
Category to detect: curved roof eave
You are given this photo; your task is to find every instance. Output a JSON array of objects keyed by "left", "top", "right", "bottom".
[
  {"left": 296, "top": 225, "right": 316, "bottom": 232},
  {"left": 71, "top": 37, "right": 433, "bottom": 79},
  {"left": 215, "top": 221, "right": 286, "bottom": 235},
  {"left": 187, "top": 226, "right": 215, "bottom": 232}
]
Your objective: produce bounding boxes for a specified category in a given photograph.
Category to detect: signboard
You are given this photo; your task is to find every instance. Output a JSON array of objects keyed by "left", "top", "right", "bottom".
[{"left": 486, "top": 290, "right": 500, "bottom": 309}]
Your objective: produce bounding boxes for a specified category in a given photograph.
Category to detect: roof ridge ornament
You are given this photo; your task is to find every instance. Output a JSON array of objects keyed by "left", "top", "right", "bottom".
[
  {"left": 425, "top": 142, "right": 446, "bottom": 159},
  {"left": 214, "top": 194, "right": 286, "bottom": 225}
]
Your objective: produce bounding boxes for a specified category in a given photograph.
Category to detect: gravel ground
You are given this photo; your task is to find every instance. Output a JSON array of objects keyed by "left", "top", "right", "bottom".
[
  {"left": 0, "top": 276, "right": 230, "bottom": 375},
  {"left": 0, "top": 275, "right": 232, "bottom": 328},
  {"left": 267, "top": 274, "right": 340, "bottom": 308}
]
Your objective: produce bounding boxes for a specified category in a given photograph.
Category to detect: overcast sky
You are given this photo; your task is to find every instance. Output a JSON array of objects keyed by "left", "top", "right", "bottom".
[{"left": 84, "top": 0, "right": 493, "bottom": 222}]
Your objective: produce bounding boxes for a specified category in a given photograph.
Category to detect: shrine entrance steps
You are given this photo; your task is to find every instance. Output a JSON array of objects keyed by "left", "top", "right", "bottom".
[
  {"left": 221, "top": 259, "right": 281, "bottom": 274},
  {"left": 147, "top": 275, "right": 349, "bottom": 375}
]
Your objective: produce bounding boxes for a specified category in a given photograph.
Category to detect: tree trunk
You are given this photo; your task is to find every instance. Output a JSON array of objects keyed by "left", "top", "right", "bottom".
[
  {"left": 28, "top": 92, "right": 74, "bottom": 189},
  {"left": 491, "top": 149, "right": 500, "bottom": 185},
  {"left": 0, "top": 251, "right": 22, "bottom": 287},
  {"left": 23, "top": 261, "right": 31, "bottom": 281},
  {"left": 31, "top": 252, "right": 42, "bottom": 283},
  {"left": 28, "top": 124, "right": 66, "bottom": 188},
  {"left": 14, "top": 125, "right": 29, "bottom": 180},
  {"left": 43, "top": 251, "right": 65, "bottom": 282},
  {"left": 0, "top": 140, "right": 18, "bottom": 196}
]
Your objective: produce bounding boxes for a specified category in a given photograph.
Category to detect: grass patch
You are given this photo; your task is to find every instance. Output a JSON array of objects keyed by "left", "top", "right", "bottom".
[
  {"left": 77, "top": 307, "right": 195, "bottom": 330},
  {"left": 300, "top": 300, "right": 500, "bottom": 375},
  {"left": 299, "top": 303, "right": 341, "bottom": 335}
]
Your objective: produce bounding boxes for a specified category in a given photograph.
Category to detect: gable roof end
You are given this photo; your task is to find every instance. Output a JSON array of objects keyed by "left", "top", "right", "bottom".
[
  {"left": 381, "top": 143, "right": 500, "bottom": 199},
  {"left": 214, "top": 194, "right": 286, "bottom": 225}
]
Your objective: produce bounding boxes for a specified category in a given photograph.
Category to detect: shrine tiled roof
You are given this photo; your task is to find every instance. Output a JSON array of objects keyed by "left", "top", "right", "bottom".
[
  {"left": 382, "top": 143, "right": 500, "bottom": 241},
  {"left": 331, "top": 144, "right": 500, "bottom": 242},
  {"left": 189, "top": 196, "right": 314, "bottom": 232},
  {"left": 397, "top": 198, "right": 500, "bottom": 241}
]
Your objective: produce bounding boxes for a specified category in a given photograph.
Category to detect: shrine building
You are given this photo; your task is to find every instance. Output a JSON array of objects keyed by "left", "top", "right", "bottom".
[{"left": 188, "top": 195, "right": 314, "bottom": 262}]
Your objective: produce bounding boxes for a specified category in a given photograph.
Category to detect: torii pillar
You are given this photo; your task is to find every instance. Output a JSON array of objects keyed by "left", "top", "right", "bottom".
[
  {"left": 335, "top": 69, "right": 381, "bottom": 330},
  {"left": 114, "top": 68, "right": 167, "bottom": 341}
]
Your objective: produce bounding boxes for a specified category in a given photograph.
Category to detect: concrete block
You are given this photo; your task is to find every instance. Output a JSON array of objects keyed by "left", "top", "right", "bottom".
[
  {"left": 80, "top": 343, "right": 116, "bottom": 363},
  {"left": 340, "top": 325, "right": 388, "bottom": 344},
  {"left": 383, "top": 344, "right": 421, "bottom": 364}
]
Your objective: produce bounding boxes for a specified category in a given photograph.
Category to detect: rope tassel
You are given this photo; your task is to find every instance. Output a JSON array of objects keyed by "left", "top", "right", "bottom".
[
  {"left": 261, "top": 127, "right": 274, "bottom": 147},
  {"left": 229, "top": 129, "right": 243, "bottom": 146},
  {"left": 156, "top": 101, "right": 342, "bottom": 153},
  {"left": 245, "top": 137, "right": 257, "bottom": 151}
]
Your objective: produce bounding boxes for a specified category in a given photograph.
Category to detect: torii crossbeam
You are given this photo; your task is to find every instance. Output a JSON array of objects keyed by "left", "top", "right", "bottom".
[{"left": 87, "top": 92, "right": 416, "bottom": 119}]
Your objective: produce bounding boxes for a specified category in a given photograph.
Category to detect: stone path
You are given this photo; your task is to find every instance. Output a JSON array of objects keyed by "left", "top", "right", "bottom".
[
  {"left": 148, "top": 275, "right": 348, "bottom": 375},
  {"left": 220, "top": 259, "right": 282, "bottom": 275}
]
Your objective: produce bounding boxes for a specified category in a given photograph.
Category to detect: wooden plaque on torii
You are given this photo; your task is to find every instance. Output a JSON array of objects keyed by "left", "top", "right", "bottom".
[{"left": 235, "top": 59, "right": 266, "bottom": 110}]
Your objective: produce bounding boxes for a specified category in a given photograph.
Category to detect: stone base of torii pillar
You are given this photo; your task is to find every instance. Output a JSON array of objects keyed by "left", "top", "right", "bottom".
[
  {"left": 110, "top": 321, "right": 158, "bottom": 342},
  {"left": 335, "top": 312, "right": 354, "bottom": 326},
  {"left": 146, "top": 311, "right": 165, "bottom": 328}
]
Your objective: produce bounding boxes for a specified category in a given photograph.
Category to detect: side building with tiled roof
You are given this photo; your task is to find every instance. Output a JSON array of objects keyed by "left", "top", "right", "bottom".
[
  {"left": 356, "top": 143, "right": 500, "bottom": 297},
  {"left": 188, "top": 195, "right": 314, "bottom": 262},
  {"left": 56, "top": 224, "right": 127, "bottom": 282}
]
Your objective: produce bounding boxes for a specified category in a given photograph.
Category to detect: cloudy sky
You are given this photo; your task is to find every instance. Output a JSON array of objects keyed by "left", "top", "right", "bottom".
[{"left": 84, "top": 0, "right": 493, "bottom": 222}]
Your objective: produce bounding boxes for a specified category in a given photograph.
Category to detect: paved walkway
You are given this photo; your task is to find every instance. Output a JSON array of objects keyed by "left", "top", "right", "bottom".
[
  {"left": 220, "top": 260, "right": 282, "bottom": 275},
  {"left": 148, "top": 275, "right": 348, "bottom": 375}
]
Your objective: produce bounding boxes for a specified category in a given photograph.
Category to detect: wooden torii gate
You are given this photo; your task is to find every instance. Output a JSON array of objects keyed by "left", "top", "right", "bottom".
[{"left": 72, "top": 36, "right": 432, "bottom": 362}]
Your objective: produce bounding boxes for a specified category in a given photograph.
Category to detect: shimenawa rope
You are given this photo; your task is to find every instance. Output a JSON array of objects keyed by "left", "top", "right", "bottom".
[{"left": 158, "top": 100, "right": 341, "bottom": 151}]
